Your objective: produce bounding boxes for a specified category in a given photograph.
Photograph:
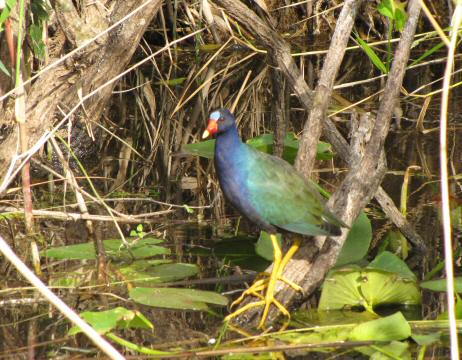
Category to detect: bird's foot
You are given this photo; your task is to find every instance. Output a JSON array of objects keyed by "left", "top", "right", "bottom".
[
  {"left": 229, "top": 278, "right": 266, "bottom": 309},
  {"left": 229, "top": 274, "right": 302, "bottom": 311},
  {"left": 225, "top": 235, "right": 303, "bottom": 330}
]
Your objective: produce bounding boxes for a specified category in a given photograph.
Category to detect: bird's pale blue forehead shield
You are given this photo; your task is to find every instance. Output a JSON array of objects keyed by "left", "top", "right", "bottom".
[{"left": 210, "top": 111, "right": 221, "bottom": 121}]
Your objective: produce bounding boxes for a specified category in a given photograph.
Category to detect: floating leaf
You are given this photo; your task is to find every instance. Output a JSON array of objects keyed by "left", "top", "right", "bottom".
[
  {"left": 319, "top": 267, "right": 365, "bottom": 310},
  {"left": 368, "top": 251, "right": 416, "bottom": 280},
  {"left": 357, "top": 340, "right": 411, "bottom": 360},
  {"left": 412, "top": 332, "right": 441, "bottom": 346},
  {"left": 358, "top": 271, "right": 421, "bottom": 309},
  {"left": 336, "top": 211, "right": 372, "bottom": 266},
  {"left": 118, "top": 262, "right": 199, "bottom": 285},
  {"left": 319, "top": 267, "right": 421, "bottom": 311},
  {"left": 42, "top": 237, "right": 169, "bottom": 261},
  {"left": 348, "top": 312, "right": 411, "bottom": 341},
  {"left": 69, "top": 307, "right": 153, "bottom": 335},
  {"left": 276, "top": 313, "right": 410, "bottom": 352},
  {"left": 291, "top": 308, "right": 377, "bottom": 328},
  {"left": 130, "top": 287, "right": 228, "bottom": 310}
]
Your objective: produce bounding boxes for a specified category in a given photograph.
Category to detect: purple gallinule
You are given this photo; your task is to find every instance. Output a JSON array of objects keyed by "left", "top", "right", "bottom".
[{"left": 202, "top": 108, "right": 346, "bottom": 329}]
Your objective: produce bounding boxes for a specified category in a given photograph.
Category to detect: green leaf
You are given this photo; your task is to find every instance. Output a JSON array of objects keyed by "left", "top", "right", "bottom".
[
  {"left": 410, "top": 41, "right": 445, "bottom": 67},
  {"left": 349, "top": 312, "right": 411, "bottom": 341},
  {"left": 182, "top": 139, "right": 215, "bottom": 159},
  {"left": 117, "top": 262, "right": 199, "bottom": 285},
  {"left": 358, "top": 340, "right": 411, "bottom": 360},
  {"left": 394, "top": 7, "right": 408, "bottom": 31},
  {"left": 0, "top": 60, "right": 10, "bottom": 77},
  {"left": 255, "top": 231, "right": 281, "bottom": 261},
  {"left": 0, "top": 0, "right": 17, "bottom": 30},
  {"left": 29, "top": 24, "right": 46, "bottom": 60},
  {"left": 69, "top": 307, "right": 153, "bottom": 335},
  {"left": 182, "top": 133, "right": 333, "bottom": 163},
  {"left": 42, "top": 237, "right": 169, "bottom": 260},
  {"left": 377, "top": 0, "right": 408, "bottom": 31},
  {"left": 247, "top": 133, "right": 333, "bottom": 162},
  {"left": 411, "top": 332, "right": 441, "bottom": 346},
  {"left": 420, "top": 277, "right": 462, "bottom": 293},
  {"left": 319, "top": 267, "right": 366, "bottom": 310},
  {"left": 368, "top": 251, "right": 416, "bottom": 280},
  {"left": 355, "top": 35, "right": 388, "bottom": 74},
  {"left": 319, "top": 267, "right": 421, "bottom": 311},
  {"left": 336, "top": 211, "right": 372, "bottom": 266},
  {"left": 129, "top": 287, "right": 228, "bottom": 310},
  {"left": 377, "top": 0, "right": 394, "bottom": 19},
  {"left": 359, "top": 271, "right": 421, "bottom": 309}
]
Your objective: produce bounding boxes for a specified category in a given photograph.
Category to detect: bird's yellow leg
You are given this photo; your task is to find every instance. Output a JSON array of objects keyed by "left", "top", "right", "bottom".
[
  {"left": 276, "top": 237, "right": 303, "bottom": 292},
  {"left": 258, "top": 234, "right": 284, "bottom": 329}
]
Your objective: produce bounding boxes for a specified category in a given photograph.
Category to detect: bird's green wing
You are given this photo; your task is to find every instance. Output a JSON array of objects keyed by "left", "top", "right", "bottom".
[{"left": 245, "top": 146, "right": 336, "bottom": 236}]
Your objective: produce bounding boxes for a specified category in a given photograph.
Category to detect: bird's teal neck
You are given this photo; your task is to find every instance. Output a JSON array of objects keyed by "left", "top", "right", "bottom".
[{"left": 216, "top": 124, "right": 243, "bottom": 152}]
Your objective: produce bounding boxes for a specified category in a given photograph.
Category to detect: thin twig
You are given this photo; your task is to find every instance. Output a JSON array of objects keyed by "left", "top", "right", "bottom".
[{"left": 439, "top": 3, "right": 462, "bottom": 359}]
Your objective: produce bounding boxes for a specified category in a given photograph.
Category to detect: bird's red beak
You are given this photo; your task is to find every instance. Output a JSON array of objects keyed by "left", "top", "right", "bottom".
[{"left": 202, "top": 120, "right": 218, "bottom": 139}]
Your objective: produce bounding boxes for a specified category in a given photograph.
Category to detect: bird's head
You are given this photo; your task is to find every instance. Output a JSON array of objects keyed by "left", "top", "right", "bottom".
[{"left": 202, "top": 109, "right": 236, "bottom": 139}]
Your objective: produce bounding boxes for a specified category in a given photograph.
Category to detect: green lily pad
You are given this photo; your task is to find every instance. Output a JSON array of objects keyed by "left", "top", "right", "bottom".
[
  {"left": 357, "top": 340, "right": 411, "bottom": 360},
  {"left": 368, "top": 251, "right": 416, "bottom": 280},
  {"left": 412, "top": 332, "right": 441, "bottom": 346},
  {"left": 118, "top": 262, "right": 199, "bottom": 285},
  {"left": 276, "top": 312, "right": 410, "bottom": 348},
  {"left": 69, "top": 307, "right": 153, "bottom": 335},
  {"left": 129, "top": 287, "right": 228, "bottom": 310},
  {"left": 42, "top": 237, "right": 169, "bottom": 261},
  {"left": 348, "top": 312, "right": 411, "bottom": 341},
  {"left": 319, "top": 267, "right": 421, "bottom": 311}
]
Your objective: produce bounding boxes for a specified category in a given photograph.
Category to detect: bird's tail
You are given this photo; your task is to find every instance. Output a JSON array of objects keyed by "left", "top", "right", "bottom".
[{"left": 321, "top": 211, "right": 348, "bottom": 236}]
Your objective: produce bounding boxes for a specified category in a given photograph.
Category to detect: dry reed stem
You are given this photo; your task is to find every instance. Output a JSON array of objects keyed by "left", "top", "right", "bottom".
[{"left": 439, "top": 2, "right": 462, "bottom": 358}]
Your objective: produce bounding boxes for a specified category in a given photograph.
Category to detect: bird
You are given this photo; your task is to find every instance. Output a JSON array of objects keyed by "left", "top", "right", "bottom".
[{"left": 202, "top": 108, "right": 347, "bottom": 329}]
